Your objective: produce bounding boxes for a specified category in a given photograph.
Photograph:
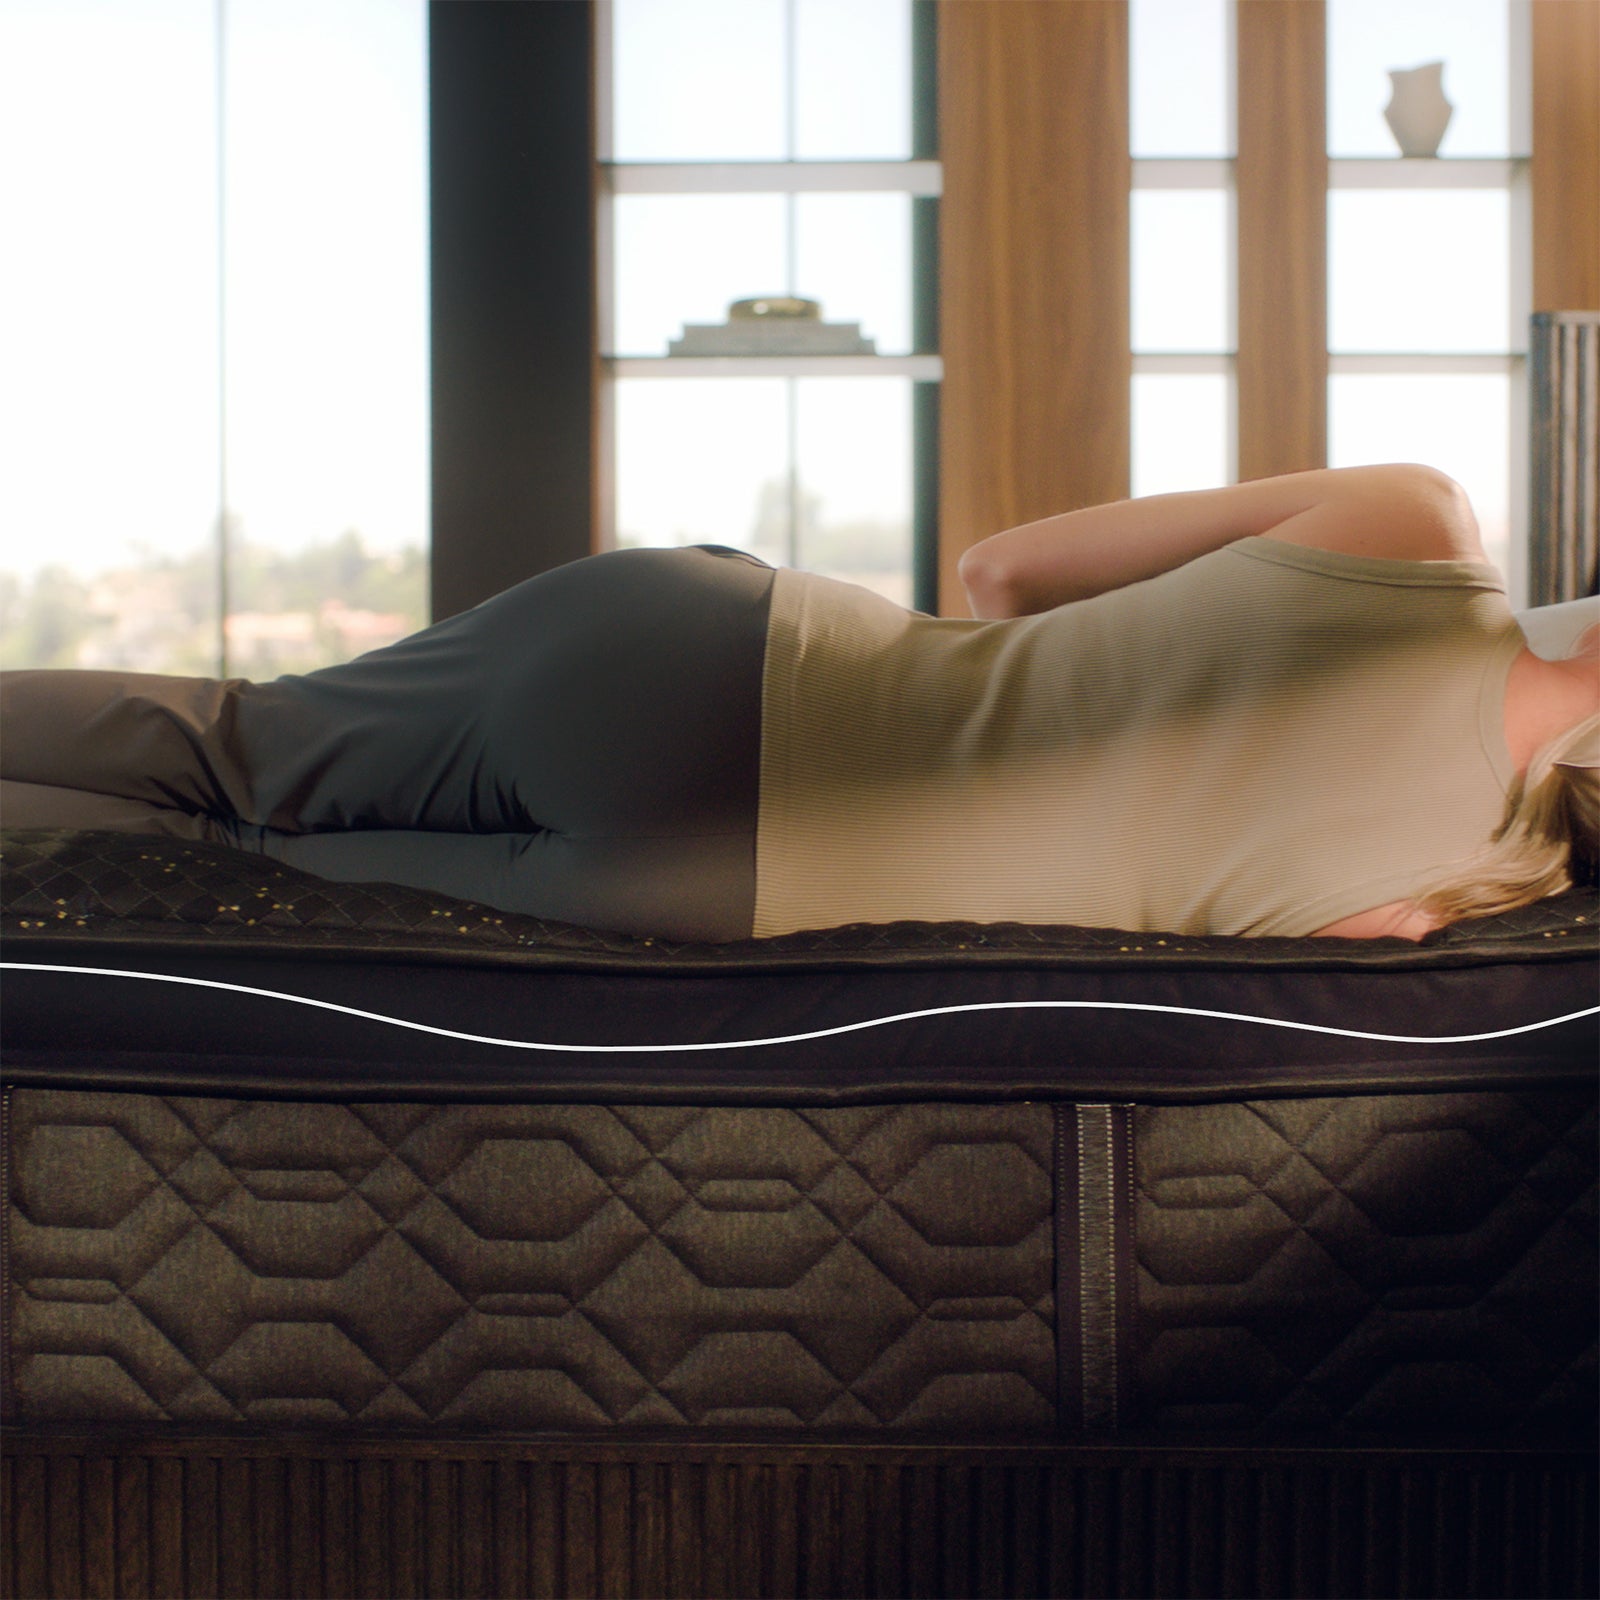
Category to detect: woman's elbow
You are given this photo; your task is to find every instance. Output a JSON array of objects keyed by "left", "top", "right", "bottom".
[{"left": 957, "top": 547, "right": 1022, "bottom": 619}]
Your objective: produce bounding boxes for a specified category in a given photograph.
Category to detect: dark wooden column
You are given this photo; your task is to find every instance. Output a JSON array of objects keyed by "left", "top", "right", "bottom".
[
  {"left": 429, "top": 0, "right": 595, "bottom": 622},
  {"left": 1235, "top": 0, "right": 1327, "bottom": 481},
  {"left": 936, "top": 0, "right": 1131, "bottom": 616},
  {"left": 1533, "top": 0, "right": 1600, "bottom": 311}
]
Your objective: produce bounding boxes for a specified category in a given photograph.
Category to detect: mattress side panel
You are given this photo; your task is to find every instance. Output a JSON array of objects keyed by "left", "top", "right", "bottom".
[
  {"left": 6, "top": 1085, "right": 1594, "bottom": 1441},
  {"left": 1134, "top": 1090, "right": 1599, "bottom": 1437},
  {"left": 2, "top": 1091, "right": 1056, "bottom": 1432}
]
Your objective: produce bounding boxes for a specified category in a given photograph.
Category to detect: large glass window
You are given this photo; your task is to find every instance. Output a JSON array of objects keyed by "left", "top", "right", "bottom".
[
  {"left": 1329, "top": 189, "right": 1513, "bottom": 353},
  {"left": 1133, "top": 374, "right": 1233, "bottom": 500},
  {"left": 1130, "top": 0, "right": 1232, "bottom": 160},
  {"left": 1129, "top": 0, "right": 1234, "bottom": 499},
  {"left": 1132, "top": 190, "right": 1232, "bottom": 355},
  {"left": 611, "top": 192, "right": 913, "bottom": 357},
  {"left": 610, "top": 0, "right": 912, "bottom": 163},
  {"left": 601, "top": 0, "right": 928, "bottom": 602},
  {"left": 1325, "top": 0, "right": 1527, "bottom": 588},
  {"left": 1330, "top": 371, "right": 1513, "bottom": 559},
  {"left": 1326, "top": 0, "right": 1515, "bottom": 158},
  {"left": 614, "top": 376, "right": 914, "bottom": 605},
  {"left": 0, "top": 0, "right": 429, "bottom": 675},
  {"left": 1123, "top": 1, "right": 1529, "bottom": 591}
]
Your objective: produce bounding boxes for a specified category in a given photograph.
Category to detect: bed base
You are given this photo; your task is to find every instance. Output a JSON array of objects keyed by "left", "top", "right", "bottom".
[{"left": 4, "top": 1432, "right": 1594, "bottom": 1600}]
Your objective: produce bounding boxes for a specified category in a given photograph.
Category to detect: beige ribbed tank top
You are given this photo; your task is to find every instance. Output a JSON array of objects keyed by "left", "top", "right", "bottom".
[{"left": 753, "top": 537, "right": 1524, "bottom": 938}]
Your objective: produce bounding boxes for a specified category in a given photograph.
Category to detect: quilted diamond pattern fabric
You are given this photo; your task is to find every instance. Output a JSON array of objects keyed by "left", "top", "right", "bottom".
[
  {"left": 4, "top": 1092, "right": 1056, "bottom": 1430},
  {"left": 1135, "top": 1091, "right": 1598, "bottom": 1436}
]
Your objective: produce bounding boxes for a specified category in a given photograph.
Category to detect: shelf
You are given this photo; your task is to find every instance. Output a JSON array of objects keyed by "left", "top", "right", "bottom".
[
  {"left": 604, "top": 161, "right": 942, "bottom": 196},
  {"left": 1129, "top": 158, "right": 1525, "bottom": 191},
  {"left": 607, "top": 355, "right": 943, "bottom": 379},
  {"left": 1135, "top": 353, "right": 1523, "bottom": 371},
  {"left": 1132, "top": 160, "right": 1232, "bottom": 189},
  {"left": 606, "top": 157, "right": 1520, "bottom": 200},
  {"left": 1133, "top": 353, "right": 1232, "bottom": 374},
  {"left": 1329, "top": 353, "right": 1523, "bottom": 372},
  {"left": 610, "top": 354, "right": 1517, "bottom": 380},
  {"left": 1329, "top": 158, "right": 1525, "bottom": 188}
]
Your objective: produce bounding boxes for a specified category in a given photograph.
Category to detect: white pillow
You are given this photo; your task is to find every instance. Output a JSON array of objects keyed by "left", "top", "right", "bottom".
[{"left": 1514, "top": 596, "right": 1600, "bottom": 660}]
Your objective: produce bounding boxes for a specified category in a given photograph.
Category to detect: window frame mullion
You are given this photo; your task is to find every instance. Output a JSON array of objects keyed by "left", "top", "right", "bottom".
[{"left": 1234, "top": 0, "right": 1328, "bottom": 481}]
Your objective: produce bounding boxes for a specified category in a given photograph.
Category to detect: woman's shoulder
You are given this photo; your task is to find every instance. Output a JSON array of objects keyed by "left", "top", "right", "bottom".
[
  {"left": 1225, "top": 534, "right": 1510, "bottom": 595},
  {"left": 1310, "top": 900, "right": 1440, "bottom": 941},
  {"left": 1258, "top": 463, "right": 1489, "bottom": 565}
]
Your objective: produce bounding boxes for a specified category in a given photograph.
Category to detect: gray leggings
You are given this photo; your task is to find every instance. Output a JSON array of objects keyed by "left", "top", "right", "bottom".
[{"left": 0, "top": 546, "right": 774, "bottom": 941}]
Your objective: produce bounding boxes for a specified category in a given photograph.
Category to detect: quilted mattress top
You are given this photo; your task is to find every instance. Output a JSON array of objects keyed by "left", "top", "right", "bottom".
[{"left": 2, "top": 829, "right": 1596, "bottom": 1102}]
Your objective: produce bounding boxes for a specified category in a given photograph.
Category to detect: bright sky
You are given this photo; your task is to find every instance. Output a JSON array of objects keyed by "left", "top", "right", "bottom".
[
  {"left": 0, "top": 0, "right": 1524, "bottom": 595},
  {"left": 0, "top": 0, "right": 428, "bottom": 581}
]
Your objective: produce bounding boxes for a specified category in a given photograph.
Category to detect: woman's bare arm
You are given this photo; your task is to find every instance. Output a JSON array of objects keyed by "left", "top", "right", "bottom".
[{"left": 957, "top": 464, "right": 1484, "bottom": 620}]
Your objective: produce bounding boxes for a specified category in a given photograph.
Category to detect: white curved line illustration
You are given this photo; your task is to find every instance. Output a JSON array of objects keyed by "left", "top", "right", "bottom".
[{"left": 4, "top": 961, "right": 1596, "bottom": 1052}]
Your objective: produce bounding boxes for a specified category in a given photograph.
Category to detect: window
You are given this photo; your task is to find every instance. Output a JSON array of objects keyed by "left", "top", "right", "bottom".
[
  {"left": 1130, "top": 0, "right": 1234, "bottom": 499},
  {"left": 1125, "top": 0, "right": 1530, "bottom": 591},
  {"left": 0, "top": 0, "right": 429, "bottom": 674},
  {"left": 597, "top": 0, "right": 938, "bottom": 609},
  {"left": 1324, "top": 0, "right": 1529, "bottom": 589}
]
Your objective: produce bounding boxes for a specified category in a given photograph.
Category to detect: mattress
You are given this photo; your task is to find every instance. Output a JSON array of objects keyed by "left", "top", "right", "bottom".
[
  {"left": 2, "top": 830, "right": 1595, "bottom": 1104},
  {"left": 3, "top": 829, "right": 1596, "bottom": 1597},
  {"left": 4, "top": 827, "right": 1594, "bottom": 1449}
]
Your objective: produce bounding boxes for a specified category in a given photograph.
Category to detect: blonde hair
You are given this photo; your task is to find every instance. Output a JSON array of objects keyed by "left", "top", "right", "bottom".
[{"left": 1416, "top": 721, "right": 1600, "bottom": 926}]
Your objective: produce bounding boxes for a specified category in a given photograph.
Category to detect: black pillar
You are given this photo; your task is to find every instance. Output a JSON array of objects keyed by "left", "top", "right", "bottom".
[
  {"left": 429, "top": 0, "right": 594, "bottom": 621},
  {"left": 911, "top": 0, "right": 940, "bottom": 616}
]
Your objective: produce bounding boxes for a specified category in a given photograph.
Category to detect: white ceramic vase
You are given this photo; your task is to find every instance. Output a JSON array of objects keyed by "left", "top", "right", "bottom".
[{"left": 1384, "top": 61, "right": 1453, "bottom": 158}]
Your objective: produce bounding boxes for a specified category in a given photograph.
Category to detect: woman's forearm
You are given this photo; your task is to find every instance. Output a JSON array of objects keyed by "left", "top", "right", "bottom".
[{"left": 956, "top": 464, "right": 1479, "bottom": 619}]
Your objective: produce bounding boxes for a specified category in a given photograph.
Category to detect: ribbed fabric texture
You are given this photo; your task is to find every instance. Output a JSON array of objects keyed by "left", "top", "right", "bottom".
[{"left": 754, "top": 538, "right": 1524, "bottom": 939}]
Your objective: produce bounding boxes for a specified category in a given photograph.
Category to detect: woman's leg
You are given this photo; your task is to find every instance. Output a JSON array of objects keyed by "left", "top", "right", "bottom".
[
  {"left": 0, "top": 672, "right": 254, "bottom": 817},
  {"left": 1, "top": 546, "right": 773, "bottom": 938},
  {"left": 0, "top": 778, "right": 221, "bottom": 840},
  {"left": 222, "top": 544, "right": 772, "bottom": 841},
  {"left": 252, "top": 826, "right": 758, "bottom": 942},
  {"left": 240, "top": 544, "right": 774, "bottom": 937}
]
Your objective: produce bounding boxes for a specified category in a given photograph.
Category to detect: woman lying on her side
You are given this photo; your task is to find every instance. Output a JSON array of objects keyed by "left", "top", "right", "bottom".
[{"left": 2, "top": 465, "right": 1596, "bottom": 944}]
